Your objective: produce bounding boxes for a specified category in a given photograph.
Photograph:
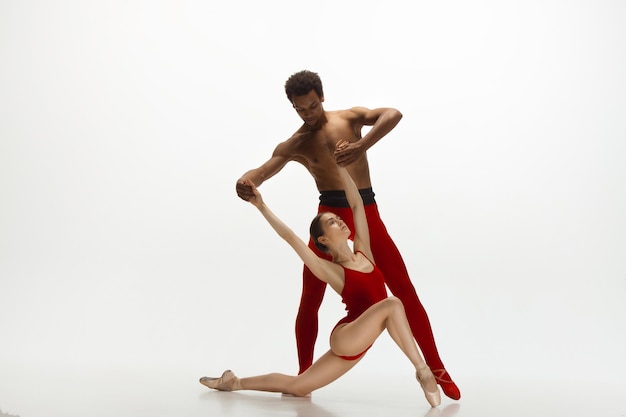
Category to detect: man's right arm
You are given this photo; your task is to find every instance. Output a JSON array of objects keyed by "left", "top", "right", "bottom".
[{"left": 235, "top": 142, "right": 292, "bottom": 201}]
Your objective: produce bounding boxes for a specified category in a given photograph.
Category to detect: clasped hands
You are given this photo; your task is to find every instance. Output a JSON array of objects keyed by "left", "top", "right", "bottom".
[{"left": 334, "top": 139, "right": 363, "bottom": 166}]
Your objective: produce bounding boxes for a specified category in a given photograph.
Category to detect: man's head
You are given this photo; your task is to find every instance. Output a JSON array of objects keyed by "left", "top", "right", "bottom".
[
  {"left": 285, "top": 70, "right": 323, "bottom": 103},
  {"left": 285, "top": 70, "right": 325, "bottom": 127}
]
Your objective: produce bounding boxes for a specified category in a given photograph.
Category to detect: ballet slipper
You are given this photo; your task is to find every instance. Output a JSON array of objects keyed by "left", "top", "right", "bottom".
[
  {"left": 199, "top": 370, "right": 241, "bottom": 391},
  {"left": 431, "top": 368, "right": 461, "bottom": 400},
  {"left": 416, "top": 365, "right": 441, "bottom": 407}
]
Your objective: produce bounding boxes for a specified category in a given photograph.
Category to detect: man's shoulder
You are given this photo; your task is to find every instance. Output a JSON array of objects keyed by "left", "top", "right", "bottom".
[
  {"left": 273, "top": 129, "right": 312, "bottom": 155},
  {"left": 329, "top": 107, "right": 367, "bottom": 120}
]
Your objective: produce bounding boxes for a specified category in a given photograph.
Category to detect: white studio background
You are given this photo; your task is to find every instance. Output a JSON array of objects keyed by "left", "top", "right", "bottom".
[{"left": 1, "top": 0, "right": 625, "bottom": 401}]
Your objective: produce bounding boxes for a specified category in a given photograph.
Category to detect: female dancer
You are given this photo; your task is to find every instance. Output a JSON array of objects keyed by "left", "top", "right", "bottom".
[{"left": 200, "top": 142, "right": 440, "bottom": 407}]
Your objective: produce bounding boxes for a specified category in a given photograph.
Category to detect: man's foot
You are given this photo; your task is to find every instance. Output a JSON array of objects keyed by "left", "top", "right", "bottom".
[
  {"left": 416, "top": 365, "right": 441, "bottom": 407},
  {"left": 431, "top": 368, "right": 461, "bottom": 400},
  {"left": 199, "top": 370, "right": 241, "bottom": 391}
]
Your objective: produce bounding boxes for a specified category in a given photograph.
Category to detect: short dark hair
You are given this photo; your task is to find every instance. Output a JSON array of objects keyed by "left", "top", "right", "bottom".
[
  {"left": 309, "top": 212, "right": 329, "bottom": 253},
  {"left": 285, "top": 70, "right": 323, "bottom": 102}
]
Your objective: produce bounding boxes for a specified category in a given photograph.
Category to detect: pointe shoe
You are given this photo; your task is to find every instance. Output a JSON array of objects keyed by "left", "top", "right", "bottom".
[
  {"left": 199, "top": 369, "right": 241, "bottom": 391},
  {"left": 431, "top": 369, "right": 461, "bottom": 400},
  {"left": 416, "top": 366, "right": 441, "bottom": 407}
]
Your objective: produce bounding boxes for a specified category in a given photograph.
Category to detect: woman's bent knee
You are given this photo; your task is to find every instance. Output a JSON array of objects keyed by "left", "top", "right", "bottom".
[{"left": 385, "top": 296, "right": 404, "bottom": 309}]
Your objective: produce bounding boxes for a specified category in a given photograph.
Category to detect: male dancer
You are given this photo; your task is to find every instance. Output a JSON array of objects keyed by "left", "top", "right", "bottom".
[{"left": 235, "top": 70, "right": 460, "bottom": 400}]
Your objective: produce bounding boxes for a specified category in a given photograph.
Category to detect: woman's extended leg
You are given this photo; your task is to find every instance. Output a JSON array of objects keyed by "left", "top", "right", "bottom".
[{"left": 200, "top": 350, "right": 361, "bottom": 397}]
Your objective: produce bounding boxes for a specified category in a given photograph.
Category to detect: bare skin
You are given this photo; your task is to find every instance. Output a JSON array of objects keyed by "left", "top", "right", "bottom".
[
  {"left": 225, "top": 297, "right": 436, "bottom": 400},
  {"left": 235, "top": 89, "right": 402, "bottom": 197},
  {"left": 229, "top": 73, "right": 460, "bottom": 402},
  {"left": 203, "top": 162, "right": 441, "bottom": 407}
]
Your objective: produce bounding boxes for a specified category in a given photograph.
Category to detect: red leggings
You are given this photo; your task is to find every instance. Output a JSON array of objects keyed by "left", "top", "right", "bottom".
[{"left": 296, "top": 201, "right": 446, "bottom": 374}]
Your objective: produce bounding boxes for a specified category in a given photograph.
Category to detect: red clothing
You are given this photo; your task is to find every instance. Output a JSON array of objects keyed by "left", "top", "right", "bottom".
[
  {"left": 296, "top": 188, "right": 446, "bottom": 374},
  {"left": 336, "top": 251, "right": 387, "bottom": 326},
  {"left": 330, "top": 251, "right": 387, "bottom": 361}
]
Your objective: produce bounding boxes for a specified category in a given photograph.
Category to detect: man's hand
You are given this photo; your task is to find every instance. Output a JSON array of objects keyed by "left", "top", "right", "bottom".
[
  {"left": 238, "top": 179, "right": 263, "bottom": 207},
  {"left": 334, "top": 140, "right": 365, "bottom": 166},
  {"left": 236, "top": 179, "right": 256, "bottom": 201}
]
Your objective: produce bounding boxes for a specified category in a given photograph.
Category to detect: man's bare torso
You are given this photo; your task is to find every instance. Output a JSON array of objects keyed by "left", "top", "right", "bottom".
[{"left": 280, "top": 110, "right": 372, "bottom": 192}]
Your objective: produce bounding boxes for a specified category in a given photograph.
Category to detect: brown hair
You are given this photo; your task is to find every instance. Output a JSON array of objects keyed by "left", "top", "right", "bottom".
[{"left": 309, "top": 212, "right": 329, "bottom": 253}]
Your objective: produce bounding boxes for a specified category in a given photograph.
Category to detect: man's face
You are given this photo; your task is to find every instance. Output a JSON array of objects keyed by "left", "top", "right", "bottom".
[{"left": 291, "top": 90, "right": 324, "bottom": 127}]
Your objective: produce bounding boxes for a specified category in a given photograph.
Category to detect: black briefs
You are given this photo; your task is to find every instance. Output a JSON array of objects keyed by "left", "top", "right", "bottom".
[{"left": 318, "top": 187, "right": 376, "bottom": 208}]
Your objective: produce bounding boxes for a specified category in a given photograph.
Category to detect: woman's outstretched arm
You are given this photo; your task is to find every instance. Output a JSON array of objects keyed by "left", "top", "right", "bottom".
[
  {"left": 242, "top": 179, "right": 342, "bottom": 286},
  {"left": 335, "top": 141, "right": 372, "bottom": 259}
]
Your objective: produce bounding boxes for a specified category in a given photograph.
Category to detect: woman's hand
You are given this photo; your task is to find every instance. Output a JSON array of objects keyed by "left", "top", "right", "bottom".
[
  {"left": 242, "top": 179, "right": 264, "bottom": 208},
  {"left": 334, "top": 139, "right": 364, "bottom": 166},
  {"left": 335, "top": 140, "right": 349, "bottom": 153}
]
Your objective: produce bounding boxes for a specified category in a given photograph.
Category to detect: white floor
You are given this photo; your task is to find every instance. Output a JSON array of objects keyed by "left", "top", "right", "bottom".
[{"left": 1, "top": 362, "right": 624, "bottom": 417}]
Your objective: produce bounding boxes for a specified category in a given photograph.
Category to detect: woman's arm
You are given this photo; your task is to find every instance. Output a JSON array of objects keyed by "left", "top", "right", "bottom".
[
  {"left": 335, "top": 142, "right": 373, "bottom": 260},
  {"left": 243, "top": 180, "right": 341, "bottom": 284}
]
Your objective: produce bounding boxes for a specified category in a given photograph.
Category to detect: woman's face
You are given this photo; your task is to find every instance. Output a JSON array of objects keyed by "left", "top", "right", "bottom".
[{"left": 319, "top": 212, "right": 350, "bottom": 242}]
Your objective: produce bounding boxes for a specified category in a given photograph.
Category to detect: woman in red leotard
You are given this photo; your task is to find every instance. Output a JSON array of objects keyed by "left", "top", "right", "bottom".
[{"left": 200, "top": 142, "right": 440, "bottom": 407}]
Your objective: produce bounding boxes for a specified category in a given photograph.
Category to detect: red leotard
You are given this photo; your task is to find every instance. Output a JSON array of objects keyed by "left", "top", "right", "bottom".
[{"left": 330, "top": 251, "right": 388, "bottom": 360}]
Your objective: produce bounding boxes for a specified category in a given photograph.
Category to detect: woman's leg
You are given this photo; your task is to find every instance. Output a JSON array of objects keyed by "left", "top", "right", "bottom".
[
  {"left": 330, "top": 297, "right": 441, "bottom": 406},
  {"left": 331, "top": 297, "right": 425, "bottom": 371},
  {"left": 201, "top": 350, "right": 361, "bottom": 397},
  {"left": 201, "top": 297, "right": 440, "bottom": 405}
]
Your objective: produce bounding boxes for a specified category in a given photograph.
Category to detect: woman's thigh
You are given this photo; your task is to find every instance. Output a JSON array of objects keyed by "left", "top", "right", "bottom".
[{"left": 329, "top": 298, "right": 396, "bottom": 358}]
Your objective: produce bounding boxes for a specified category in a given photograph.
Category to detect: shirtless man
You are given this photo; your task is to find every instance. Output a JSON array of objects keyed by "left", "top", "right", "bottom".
[{"left": 235, "top": 70, "right": 460, "bottom": 400}]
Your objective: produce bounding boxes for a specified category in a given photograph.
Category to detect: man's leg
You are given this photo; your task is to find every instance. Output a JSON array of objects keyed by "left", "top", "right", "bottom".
[
  {"left": 365, "top": 204, "right": 461, "bottom": 400},
  {"left": 295, "top": 238, "right": 330, "bottom": 374}
]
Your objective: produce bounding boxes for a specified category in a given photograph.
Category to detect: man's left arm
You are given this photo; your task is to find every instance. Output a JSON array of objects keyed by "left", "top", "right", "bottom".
[{"left": 334, "top": 107, "right": 402, "bottom": 166}]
